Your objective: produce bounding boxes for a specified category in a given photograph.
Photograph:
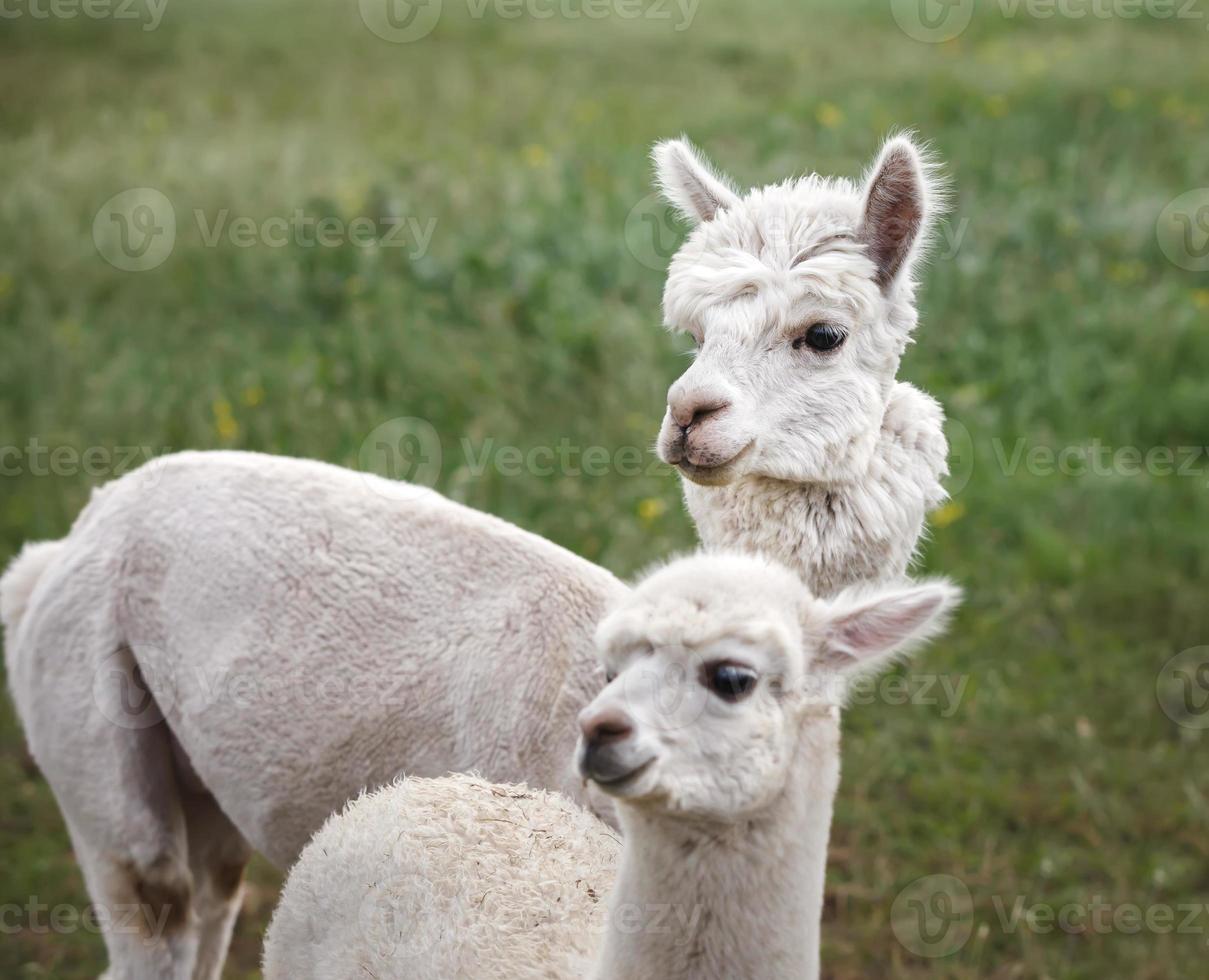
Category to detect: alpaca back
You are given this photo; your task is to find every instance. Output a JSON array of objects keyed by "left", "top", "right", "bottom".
[{"left": 10, "top": 450, "right": 627, "bottom": 865}]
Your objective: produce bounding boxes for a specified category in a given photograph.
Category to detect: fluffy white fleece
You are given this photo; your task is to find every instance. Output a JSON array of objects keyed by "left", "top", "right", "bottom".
[{"left": 263, "top": 774, "right": 619, "bottom": 980}]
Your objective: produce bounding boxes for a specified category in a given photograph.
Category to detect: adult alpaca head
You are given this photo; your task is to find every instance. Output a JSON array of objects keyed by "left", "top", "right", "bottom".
[{"left": 654, "top": 134, "right": 945, "bottom": 488}]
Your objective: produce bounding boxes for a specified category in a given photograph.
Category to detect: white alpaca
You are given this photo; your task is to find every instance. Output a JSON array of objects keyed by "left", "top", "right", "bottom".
[
  {"left": 1, "top": 135, "right": 951, "bottom": 980},
  {"left": 262, "top": 553, "right": 959, "bottom": 980},
  {"left": 2, "top": 452, "right": 627, "bottom": 980},
  {"left": 653, "top": 135, "right": 949, "bottom": 595}
]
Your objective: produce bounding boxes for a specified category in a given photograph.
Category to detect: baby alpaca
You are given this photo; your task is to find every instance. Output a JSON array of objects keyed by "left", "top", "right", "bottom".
[
  {"left": 653, "top": 135, "right": 951, "bottom": 595},
  {"left": 263, "top": 553, "right": 959, "bottom": 980},
  {"left": 264, "top": 774, "right": 620, "bottom": 980}
]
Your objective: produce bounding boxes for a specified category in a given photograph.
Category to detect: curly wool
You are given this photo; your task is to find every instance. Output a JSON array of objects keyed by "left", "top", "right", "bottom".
[
  {"left": 263, "top": 774, "right": 620, "bottom": 980},
  {"left": 684, "top": 382, "right": 948, "bottom": 597}
]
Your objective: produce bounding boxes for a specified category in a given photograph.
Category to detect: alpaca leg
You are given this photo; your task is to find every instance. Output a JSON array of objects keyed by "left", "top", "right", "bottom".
[
  {"left": 15, "top": 637, "right": 199, "bottom": 980},
  {"left": 182, "top": 790, "right": 252, "bottom": 980},
  {"left": 69, "top": 828, "right": 198, "bottom": 980}
]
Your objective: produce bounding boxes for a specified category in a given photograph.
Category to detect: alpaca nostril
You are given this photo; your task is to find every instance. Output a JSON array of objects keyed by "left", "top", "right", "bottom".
[
  {"left": 671, "top": 399, "right": 731, "bottom": 432},
  {"left": 688, "top": 403, "right": 729, "bottom": 429},
  {"left": 580, "top": 709, "right": 634, "bottom": 748}
]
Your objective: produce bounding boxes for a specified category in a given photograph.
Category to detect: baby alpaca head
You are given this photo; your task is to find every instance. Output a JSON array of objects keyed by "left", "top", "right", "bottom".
[
  {"left": 578, "top": 553, "right": 959, "bottom": 822},
  {"left": 654, "top": 135, "right": 945, "bottom": 487}
]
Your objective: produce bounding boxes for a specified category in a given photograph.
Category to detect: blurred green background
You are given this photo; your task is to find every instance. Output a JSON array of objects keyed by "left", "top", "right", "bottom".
[{"left": 2, "top": 0, "right": 1208, "bottom": 976}]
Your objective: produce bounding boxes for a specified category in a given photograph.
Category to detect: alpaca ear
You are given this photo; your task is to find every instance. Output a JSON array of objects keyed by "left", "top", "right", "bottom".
[
  {"left": 812, "top": 579, "right": 960, "bottom": 675},
  {"left": 652, "top": 138, "right": 741, "bottom": 225},
  {"left": 859, "top": 135, "right": 937, "bottom": 291}
]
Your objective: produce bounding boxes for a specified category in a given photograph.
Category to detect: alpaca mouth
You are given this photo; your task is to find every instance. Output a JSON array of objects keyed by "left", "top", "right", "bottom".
[
  {"left": 585, "top": 757, "right": 655, "bottom": 794},
  {"left": 676, "top": 442, "right": 753, "bottom": 487}
]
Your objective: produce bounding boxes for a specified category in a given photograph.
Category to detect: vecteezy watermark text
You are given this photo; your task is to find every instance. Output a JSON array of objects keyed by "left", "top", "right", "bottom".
[
  {"left": 357, "top": 0, "right": 698, "bottom": 43},
  {"left": 892, "top": 875, "right": 1209, "bottom": 958},
  {"left": 1, "top": 896, "right": 176, "bottom": 940},
  {"left": 0, "top": 0, "right": 166, "bottom": 30},
  {"left": 193, "top": 209, "right": 436, "bottom": 255},
  {"left": 943, "top": 420, "right": 1209, "bottom": 498},
  {"left": 992, "top": 438, "right": 1209, "bottom": 485},
  {"left": 93, "top": 187, "right": 437, "bottom": 272},
  {"left": 0, "top": 439, "right": 169, "bottom": 479},
  {"left": 623, "top": 192, "right": 972, "bottom": 272},
  {"left": 891, "top": 0, "right": 1208, "bottom": 43}
]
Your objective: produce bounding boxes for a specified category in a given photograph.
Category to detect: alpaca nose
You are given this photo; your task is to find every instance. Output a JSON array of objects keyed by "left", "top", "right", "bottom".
[
  {"left": 579, "top": 707, "right": 634, "bottom": 749},
  {"left": 669, "top": 394, "right": 732, "bottom": 431}
]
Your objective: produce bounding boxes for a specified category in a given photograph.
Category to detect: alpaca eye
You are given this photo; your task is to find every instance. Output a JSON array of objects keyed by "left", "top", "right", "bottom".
[
  {"left": 605, "top": 670, "right": 618, "bottom": 685},
  {"left": 793, "top": 323, "right": 846, "bottom": 353},
  {"left": 702, "top": 662, "right": 758, "bottom": 703}
]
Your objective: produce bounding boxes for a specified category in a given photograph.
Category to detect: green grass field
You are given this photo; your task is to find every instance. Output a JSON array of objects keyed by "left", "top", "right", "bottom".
[{"left": 2, "top": 0, "right": 1208, "bottom": 976}]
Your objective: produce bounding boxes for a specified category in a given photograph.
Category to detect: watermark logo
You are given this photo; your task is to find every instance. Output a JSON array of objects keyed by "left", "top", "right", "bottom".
[
  {"left": 193, "top": 209, "right": 436, "bottom": 256},
  {"left": 847, "top": 671, "right": 969, "bottom": 718},
  {"left": 623, "top": 192, "right": 686, "bottom": 271},
  {"left": 1157, "top": 646, "right": 1209, "bottom": 730},
  {"left": 359, "top": 0, "right": 698, "bottom": 41},
  {"left": 891, "top": 874, "right": 974, "bottom": 957},
  {"left": 358, "top": 0, "right": 443, "bottom": 43},
  {"left": 92, "top": 190, "right": 437, "bottom": 271},
  {"left": 613, "top": 650, "right": 712, "bottom": 735},
  {"left": 894, "top": 878, "right": 1209, "bottom": 951},
  {"left": 92, "top": 188, "right": 176, "bottom": 272},
  {"left": 359, "top": 416, "right": 444, "bottom": 501},
  {"left": 358, "top": 868, "right": 455, "bottom": 960},
  {"left": 1157, "top": 189, "right": 1209, "bottom": 273},
  {"left": 945, "top": 418, "right": 975, "bottom": 497},
  {"left": 623, "top": 194, "right": 969, "bottom": 272},
  {"left": 606, "top": 653, "right": 969, "bottom": 737},
  {"left": 91, "top": 648, "right": 175, "bottom": 730},
  {"left": 894, "top": 0, "right": 1208, "bottom": 42},
  {"left": 890, "top": 0, "right": 975, "bottom": 43}
]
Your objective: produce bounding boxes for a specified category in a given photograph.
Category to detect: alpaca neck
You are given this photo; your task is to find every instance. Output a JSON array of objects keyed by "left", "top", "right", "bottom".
[
  {"left": 682, "top": 474, "right": 908, "bottom": 598},
  {"left": 680, "top": 382, "right": 946, "bottom": 597},
  {"left": 590, "top": 715, "right": 840, "bottom": 980}
]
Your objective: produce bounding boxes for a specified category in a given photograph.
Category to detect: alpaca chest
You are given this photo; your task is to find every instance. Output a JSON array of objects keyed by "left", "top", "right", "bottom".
[{"left": 682, "top": 478, "right": 919, "bottom": 596}]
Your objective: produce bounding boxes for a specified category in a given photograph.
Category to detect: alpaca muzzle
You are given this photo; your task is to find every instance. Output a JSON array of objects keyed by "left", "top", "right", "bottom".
[{"left": 657, "top": 409, "right": 753, "bottom": 486}]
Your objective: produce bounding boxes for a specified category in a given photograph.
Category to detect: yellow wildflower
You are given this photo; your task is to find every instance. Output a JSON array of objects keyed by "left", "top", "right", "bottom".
[
  {"left": 1109, "top": 87, "right": 1137, "bottom": 111},
  {"left": 984, "top": 95, "right": 1008, "bottom": 119},
  {"left": 522, "top": 144, "right": 550, "bottom": 169},
  {"left": 931, "top": 501, "right": 966, "bottom": 529},
  {"left": 1160, "top": 95, "right": 1184, "bottom": 119},
  {"left": 213, "top": 399, "right": 239, "bottom": 442},
  {"left": 1108, "top": 261, "right": 1144, "bottom": 284},
  {"left": 816, "top": 103, "right": 844, "bottom": 129},
  {"left": 637, "top": 497, "right": 667, "bottom": 524}
]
